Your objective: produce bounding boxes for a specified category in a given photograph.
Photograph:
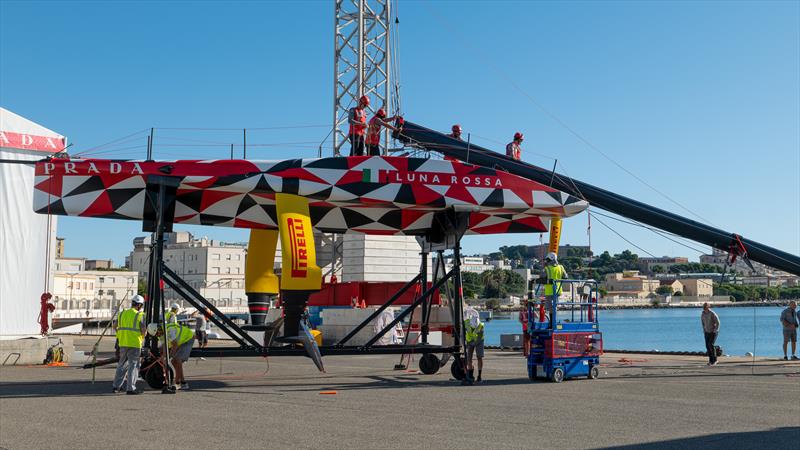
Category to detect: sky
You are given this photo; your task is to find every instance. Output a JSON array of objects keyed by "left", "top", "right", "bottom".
[{"left": 1, "top": 1, "right": 798, "bottom": 265}]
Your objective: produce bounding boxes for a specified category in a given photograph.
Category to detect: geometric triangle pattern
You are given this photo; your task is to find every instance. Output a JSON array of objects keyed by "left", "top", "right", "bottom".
[{"left": 33, "top": 156, "right": 588, "bottom": 235}]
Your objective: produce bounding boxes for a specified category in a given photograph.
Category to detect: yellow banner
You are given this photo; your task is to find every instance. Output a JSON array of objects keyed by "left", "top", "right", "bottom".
[
  {"left": 548, "top": 216, "right": 562, "bottom": 255},
  {"left": 245, "top": 229, "right": 279, "bottom": 294},
  {"left": 276, "top": 193, "right": 321, "bottom": 291}
]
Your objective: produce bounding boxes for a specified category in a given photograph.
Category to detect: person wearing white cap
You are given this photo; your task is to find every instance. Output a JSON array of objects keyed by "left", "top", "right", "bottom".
[
  {"left": 112, "top": 295, "right": 146, "bottom": 394},
  {"left": 462, "top": 306, "right": 485, "bottom": 385}
]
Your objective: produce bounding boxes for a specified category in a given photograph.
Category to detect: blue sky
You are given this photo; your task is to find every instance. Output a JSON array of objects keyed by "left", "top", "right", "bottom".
[{"left": 2, "top": 1, "right": 798, "bottom": 264}]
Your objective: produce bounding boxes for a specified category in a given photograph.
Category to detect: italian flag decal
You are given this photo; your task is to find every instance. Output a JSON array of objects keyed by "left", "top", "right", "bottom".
[{"left": 362, "top": 168, "right": 379, "bottom": 183}]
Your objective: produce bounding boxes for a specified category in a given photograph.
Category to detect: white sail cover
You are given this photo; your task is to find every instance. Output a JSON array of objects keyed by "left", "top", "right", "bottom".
[{"left": 0, "top": 107, "right": 64, "bottom": 337}]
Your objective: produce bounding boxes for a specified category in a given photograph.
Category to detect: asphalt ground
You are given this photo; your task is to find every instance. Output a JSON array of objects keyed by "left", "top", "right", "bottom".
[{"left": 1, "top": 337, "right": 798, "bottom": 450}]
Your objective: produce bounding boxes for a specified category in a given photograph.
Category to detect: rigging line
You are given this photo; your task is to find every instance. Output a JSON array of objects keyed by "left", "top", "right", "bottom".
[
  {"left": 147, "top": 141, "right": 322, "bottom": 148},
  {"left": 154, "top": 125, "right": 329, "bottom": 131},
  {"left": 76, "top": 144, "right": 149, "bottom": 158},
  {"left": 421, "top": 4, "right": 717, "bottom": 228},
  {"left": 154, "top": 135, "right": 236, "bottom": 145},
  {"left": 590, "top": 210, "right": 709, "bottom": 255},
  {"left": 74, "top": 128, "right": 150, "bottom": 156},
  {"left": 588, "top": 213, "right": 657, "bottom": 258}
]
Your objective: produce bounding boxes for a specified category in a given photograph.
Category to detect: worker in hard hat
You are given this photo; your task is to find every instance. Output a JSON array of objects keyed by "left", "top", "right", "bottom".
[
  {"left": 365, "top": 108, "right": 398, "bottom": 156},
  {"left": 462, "top": 306, "right": 485, "bottom": 385},
  {"left": 347, "top": 95, "right": 370, "bottom": 156},
  {"left": 447, "top": 124, "right": 463, "bottom": 141},
  {"left": 506, "top": 132, "right": 524, "bottom": 161},
  {"left": 543, "top": 252, "right": 568, "bottom": 314},
  {"left": 112, "top": 295, "right": 146, "bottom": 395},
  {"left": 149, "top": 321, "right": 195, "bottom": 390},
  {"left": 165, "top": 303, "right": 180, "bottom": 325}
]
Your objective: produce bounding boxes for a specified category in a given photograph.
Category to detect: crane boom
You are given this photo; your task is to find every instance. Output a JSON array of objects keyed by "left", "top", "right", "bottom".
[{"left": 394, "top": 120, "right": 800, "bottom": 276}]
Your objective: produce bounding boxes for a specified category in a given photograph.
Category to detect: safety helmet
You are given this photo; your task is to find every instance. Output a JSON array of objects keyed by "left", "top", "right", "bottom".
[
  {"left": 359, "top": 95, "right": 370, "bottom": 106},
  {"left": 146, "top": 323, "right": 159, "bottom": 336},
  {"left": 514, "top": 132, "right": 524, "bottom": 141},
  {"left": 452, "top": 124, "right": 462, "bottom": 133},
  {"left": 545, "top": 252, "right": 557, "bottom": 263},
  {"left": 170, "top": 302, "right": 180, "bottom": 311},
  {"left": 376, "top": 108, "right": 386, "bottom": 118},
  {"left": 131, "top": 295, "right": 145, "bottom": 305}
]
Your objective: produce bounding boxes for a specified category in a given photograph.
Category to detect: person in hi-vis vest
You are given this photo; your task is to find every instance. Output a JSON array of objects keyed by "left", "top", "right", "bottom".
[
  {"left": 543, "top": 252, "right": 568, "bottom": 313},
  {"left": 112, "top": 295, "right": 146, "bottom": 395}
]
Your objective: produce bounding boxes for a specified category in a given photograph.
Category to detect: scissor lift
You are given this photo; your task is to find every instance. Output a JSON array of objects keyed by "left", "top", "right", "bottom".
[{"left": 526, "top": 279, "right": 603, "bottom": 383}]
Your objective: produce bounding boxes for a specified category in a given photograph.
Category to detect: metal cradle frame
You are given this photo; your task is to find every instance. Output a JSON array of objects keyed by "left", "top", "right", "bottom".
[{"left": 141, "top": 175, "right": 469, "bottom": 364}]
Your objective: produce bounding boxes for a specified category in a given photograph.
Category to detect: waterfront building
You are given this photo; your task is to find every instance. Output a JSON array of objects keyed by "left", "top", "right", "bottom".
[
  {"left": 602, "top": 271, "right": 660, "bottom": 300},
  {"left": 52, "top": 270, "right": 138, "bottom": 319},
  {"left": 85, "top": 259, "right": 114, "bottom": 270}
]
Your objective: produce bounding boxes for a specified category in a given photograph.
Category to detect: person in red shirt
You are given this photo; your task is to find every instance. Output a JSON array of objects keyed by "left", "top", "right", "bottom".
[
  {"left": 506, "top": 132, "right": 524, "bottom": 160},
  {"left": 348, "top": 95, "right": 370, "bottom": 156},
  {"left": 365, "top": 108, "right": 398, "bottom": 156},
  {"left": 519, "top": 299, "right": 530, "bottom": 356},
  {"left": 448, "top": 124, "right": 463, "bottom": 140}
]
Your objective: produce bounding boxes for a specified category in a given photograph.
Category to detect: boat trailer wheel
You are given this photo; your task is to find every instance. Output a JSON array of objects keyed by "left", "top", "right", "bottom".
[
  {"left": 450, "top": 355, "right": 465, "bottom": 381},
  {"left": 419, "top": 354, "right": 440, "bottom": 375}
]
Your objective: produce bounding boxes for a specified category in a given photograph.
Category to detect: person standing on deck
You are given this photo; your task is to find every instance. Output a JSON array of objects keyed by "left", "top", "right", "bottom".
[
  {"left": 543, "top": 252, "right": 567, "bottom": 315},
  {"left": 463, "top": 306, "right": 485, "bottom": 385},
  {"left": 506, "top": 132, "right": 524, "bottom": 160},
  {"left": 365, "top": 108, "right": 398, "bottom": 156},
  {"left": 347, "top": 95, "right": 370, "bottom": 156}
]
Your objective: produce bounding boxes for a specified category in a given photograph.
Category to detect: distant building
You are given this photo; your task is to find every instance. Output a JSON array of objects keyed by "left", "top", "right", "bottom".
[
  {"left": 660, "top": 279, "right": 683, "bottom": 294},
  {"left": 679, "top": 278, "right": 713, "bottom": 297},
  {"left": 55, "top": 257, "right": 85, "bottom": 272},
  {"left": 638, "top": 256, "right": 689, "bottom": 273},
  {"left": 52, "top": 270, "right": 138, "bottom": 318},
  {"left": 447, "top": 256, "right": 494, "bottom": 274},
  {"left": 602, "top": 271, "right": 660, "bottom": 299},
  {"left": 129, "top": 231, "right": 248, "bottom": 309},
  {"left": 85, "top": 259, "right": 114, "bottom": 270}
]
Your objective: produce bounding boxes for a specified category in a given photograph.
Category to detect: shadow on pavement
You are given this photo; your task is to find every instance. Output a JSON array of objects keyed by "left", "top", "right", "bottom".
[
  {"left": 0, "top": 379, "right": 227, "bottom": 399},
  {"left": 600, "top": 427, "right": 800, "bottom": 450}
]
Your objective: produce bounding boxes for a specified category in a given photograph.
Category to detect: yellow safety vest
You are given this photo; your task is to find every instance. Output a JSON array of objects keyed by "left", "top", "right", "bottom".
[
  {"left": 165, "top": 310, "right": 178, "bottom": 324},
  {"left": 166, "top": 323, "right": 194, "bottom": 346},
  {"left": 545, "top": 264, "right": 567, "bottom": 296},
  {"left": 117, "top": 308, "right": 144, "bottom": 348},
  {"left": 464, "top": 320, "right": 484, "bottom": 344}
]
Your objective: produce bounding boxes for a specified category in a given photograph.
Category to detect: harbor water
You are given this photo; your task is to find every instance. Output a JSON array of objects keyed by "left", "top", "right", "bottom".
[{"left": 484, "top": 306, "right": 791, "bottom": 357}]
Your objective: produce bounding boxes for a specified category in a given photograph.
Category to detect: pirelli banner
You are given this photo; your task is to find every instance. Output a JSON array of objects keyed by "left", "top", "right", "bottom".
[{"left": 275, "top": 193, "right": 322, "bottom": 292}]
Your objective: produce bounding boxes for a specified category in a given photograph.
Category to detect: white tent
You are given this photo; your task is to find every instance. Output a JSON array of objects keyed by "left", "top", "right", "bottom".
[{"left": 0, "top": 107, "right": 65, "bottom": 337}]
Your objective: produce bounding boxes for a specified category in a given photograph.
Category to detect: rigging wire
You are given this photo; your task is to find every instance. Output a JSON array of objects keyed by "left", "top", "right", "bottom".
[{"left": 420, "top": 3, "right": 718, "bottom": 228}]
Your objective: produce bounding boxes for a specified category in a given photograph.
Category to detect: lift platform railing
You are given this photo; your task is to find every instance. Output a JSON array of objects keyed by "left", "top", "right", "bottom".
[{"left": 526, "top": 279, "right": 599, "bottom": 332}]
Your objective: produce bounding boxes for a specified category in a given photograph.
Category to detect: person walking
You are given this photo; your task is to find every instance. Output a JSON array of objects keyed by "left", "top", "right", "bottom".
[
  {"left": 701, "top": 302, "right": 720, "bottom": 366},
  {"left": 462, "top": 306, "right": 485, "bottom": 385},
  {"left": 347, "top": 95, "right": 370, "bottom": 156},
  {"left": 364, "top": 108, "right": 398, "bottom": 156},
  {"left": 112, "top": 295, "right": 146, "bottom": 394},
  {"left": 780, "top": 301, "right": 798, "bottom": 360},
  {"left": 506, "top": 132, "right": 524, "bottom": 160}
]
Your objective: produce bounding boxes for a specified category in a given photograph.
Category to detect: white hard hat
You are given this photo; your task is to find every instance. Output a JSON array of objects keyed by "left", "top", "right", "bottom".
[
  {"left": 545, "top": 252, "right": 557, "bottom": 263},
  {"left": 131, "top": 295, "right": 145, "bottom": 305},
  {"left": 170, "top": 303, "right": 180, "bottom": 311},
  {"left": 147, "top": 323, "right": 159, "bottom": 336}
]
